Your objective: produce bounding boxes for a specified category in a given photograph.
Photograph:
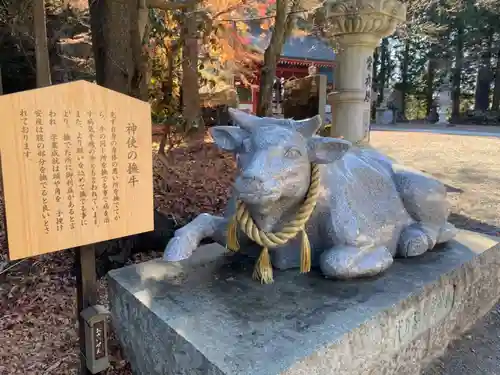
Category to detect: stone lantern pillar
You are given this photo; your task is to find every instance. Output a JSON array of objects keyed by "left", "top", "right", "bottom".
[
  {"left": 325, "top": 0, "right": 406, "bottom": 143},
  {"left": 436, "top": 78, "right": 452, "bottom": 126}
]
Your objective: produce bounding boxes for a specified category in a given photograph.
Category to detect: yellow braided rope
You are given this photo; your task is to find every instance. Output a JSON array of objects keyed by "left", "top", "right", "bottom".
[{"left": 227, "top": 163, "right": 321, "bottom": 284}]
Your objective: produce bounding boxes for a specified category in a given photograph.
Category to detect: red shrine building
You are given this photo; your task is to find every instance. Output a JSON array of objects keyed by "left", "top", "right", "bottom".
[{"left": 236, "top": 30, "right": 336, "bottom": 114}]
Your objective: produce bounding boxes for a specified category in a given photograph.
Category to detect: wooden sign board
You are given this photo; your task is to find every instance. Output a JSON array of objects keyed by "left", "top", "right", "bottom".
[{"left": 0, "top": 81, "right": 154, "bottom": 260}]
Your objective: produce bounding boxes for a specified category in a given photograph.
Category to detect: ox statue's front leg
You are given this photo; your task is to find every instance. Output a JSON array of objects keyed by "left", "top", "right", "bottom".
[
  {"left": 163, "top": 213, "right": 228, "bottom": 262},
  {"left": 319, "top": 245, "right": 394, "bottom": 279}
]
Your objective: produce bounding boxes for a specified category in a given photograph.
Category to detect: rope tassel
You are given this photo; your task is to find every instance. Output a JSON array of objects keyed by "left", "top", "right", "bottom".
[
  {"left": 226, "top": 163, "right": 320, "bottom": 284},
  {"left": 252, "top": 247, "right": 274, "bottom": 284},
  {"left": 300, "top": 229, "right": 312, "bottom": 273},
  {"left": 226, "top": 216, "right": 240, "bottom": 252}
]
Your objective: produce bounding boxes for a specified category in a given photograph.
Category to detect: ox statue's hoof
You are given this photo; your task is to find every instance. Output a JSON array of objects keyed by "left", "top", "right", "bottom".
[
  {"left": 398, "top": 226, "right": 430, "bottom": 258},
  {"left": 163, "top": 234, "right": 197, "bottom": 262},
  {"left": 437, "top": 222, "right": 458, "bottom": 244},
  {"left": 320, "top": 245, "right": 393, "bottom": 280}
]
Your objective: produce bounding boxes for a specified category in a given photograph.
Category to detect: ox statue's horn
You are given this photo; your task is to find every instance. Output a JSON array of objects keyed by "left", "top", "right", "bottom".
[
  {"left": 229, "top": 108, "right": 287, "bottom": 130},
  {"left": 228, "top": 108, "right": 260, "bottom": 131},
  {"left": 292, "top": 115, "right": 323, "bottom": 137},
  {"left": 228, "top": 108, "right": 322, "bottom": 137}
]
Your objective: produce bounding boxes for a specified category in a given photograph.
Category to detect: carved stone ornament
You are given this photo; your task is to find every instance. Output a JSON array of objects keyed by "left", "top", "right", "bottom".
[{"left": 324, "top": 0, "right": 407, "bottom": 38}]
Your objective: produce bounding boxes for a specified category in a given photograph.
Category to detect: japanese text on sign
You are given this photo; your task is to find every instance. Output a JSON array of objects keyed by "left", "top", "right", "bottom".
[
  {"left": 19, "top": 108, "right": 143, "bottom": 233},
  {"left": 126, "top": 122, "right": 139, "bottom": 187},
  {"left": 0, "top": 81, "right": 153, "bottom": 260}
]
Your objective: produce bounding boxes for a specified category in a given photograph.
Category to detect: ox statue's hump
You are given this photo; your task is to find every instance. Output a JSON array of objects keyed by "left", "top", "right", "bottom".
[{"left": 320, "top": 146, "right": 413, "bottom": 256}]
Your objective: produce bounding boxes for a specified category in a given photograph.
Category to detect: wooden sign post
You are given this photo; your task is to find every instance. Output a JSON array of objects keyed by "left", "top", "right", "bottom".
[{"left": 0, "top": 81, "right": 154, "bottom": 374}]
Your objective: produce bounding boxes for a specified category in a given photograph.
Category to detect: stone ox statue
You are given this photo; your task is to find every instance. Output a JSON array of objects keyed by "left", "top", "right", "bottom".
[{"left": 163, "top": 109, "right": 457, "bottom": 281}]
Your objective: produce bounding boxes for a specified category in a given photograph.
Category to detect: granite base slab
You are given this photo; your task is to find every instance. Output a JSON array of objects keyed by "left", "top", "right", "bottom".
[{"left": 108, "top": 230, "right": 500, "bottom": 375}]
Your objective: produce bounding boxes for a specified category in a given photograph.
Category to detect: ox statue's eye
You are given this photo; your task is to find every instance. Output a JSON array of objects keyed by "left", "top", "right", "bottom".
[{"left": 284, "top": 147, "right": 301, "bottom": 159}]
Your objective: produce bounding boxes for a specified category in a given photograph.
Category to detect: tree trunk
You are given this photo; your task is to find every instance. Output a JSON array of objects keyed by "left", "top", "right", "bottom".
[
  {"left": 377, "top": 38, "right": 389, "bottom": 106},
  {"left": 256, "top": 0, "right": 289, "bottom": 117},
  {"left": 385, "top": 43, "right": 392, "bottom": 88},
  {"left": 181, "top": 11, "right": 204, "bottom": 130},
  {"left": 372, "top": 48, "right": 379, "bottom": 89},
  {"left": 425, "top": 57, "right": 435, "bottom": 116},
  {"left": 162, "top": 42, "right": 177, "bottom": 108},
  {"left": 88, "top": 0, "right": 148, "bottom": 100},
  {"left": 0, "top": 65, "right": 3, "bottom": 95},
  {"left": 283, "top": 0, "right": 300, "bottom": 39},
  {"left": 492, "top": 46, "right": 500, "bottom": 111},
  {"left": 33, "top": 0, "right": 52, "bottom": 88},
  {"left": 401, "top": 40, "right": 410, "bottom": 116},
  {"left": 451, "top": 21, "right": 464, "bottom": 120},
  {"left": 474, "top": 28, "right": 494, "bottom": 111}
]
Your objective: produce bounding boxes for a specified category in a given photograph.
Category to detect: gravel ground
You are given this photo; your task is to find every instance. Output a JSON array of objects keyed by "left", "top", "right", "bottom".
[
  {"left": 371, "top": 131, "right": 500, "bottom": 236},
  {"left": 371, "top": 130, "right": 500, "bottom": 375}
]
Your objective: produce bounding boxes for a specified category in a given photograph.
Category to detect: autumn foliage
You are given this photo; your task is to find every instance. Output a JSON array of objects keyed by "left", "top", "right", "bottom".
[
  {"left": 148, "top": 0, "right": 283, "bottom": 162},
  {"left": 147, "top": 0, "right": 280, "bottom": 113}
]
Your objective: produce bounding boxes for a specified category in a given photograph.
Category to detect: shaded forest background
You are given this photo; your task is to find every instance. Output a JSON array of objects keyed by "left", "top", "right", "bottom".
[{"left": 3, "top": 0, "right": 500, "bottom": 127}]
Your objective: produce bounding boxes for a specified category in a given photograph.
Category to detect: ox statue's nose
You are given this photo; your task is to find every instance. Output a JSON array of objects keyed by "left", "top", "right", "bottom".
[
  {"left": 239, "top": 174, "right": 265, "bottom": 191},
  {"left": 235, "top": 170, "right": 280, "bottom": 203}
]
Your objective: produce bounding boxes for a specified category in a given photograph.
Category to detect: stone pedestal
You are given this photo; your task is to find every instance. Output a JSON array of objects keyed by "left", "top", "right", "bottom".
[
  {"left": 437, "top": 86, "right": 452, "bottom": 126},
  {"left": 376, "top": 107, "right": 394, "bottom": 125},
  {"left": 325, "top": 0, "right": 406, "bottom": 143},
  {"left": 108, "top": 230, "right": 500, "bottom": 375},
  {"left": 437, "top": 110, "right": 449, "bottom": 126}
]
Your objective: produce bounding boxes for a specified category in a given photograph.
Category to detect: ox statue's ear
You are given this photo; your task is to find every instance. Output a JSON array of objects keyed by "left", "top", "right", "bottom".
[
  {"left": 307, "top": 137, "right": 352, "bottom": 164},
  {"left": 209, "top": 126, "right": 249, "bottom": 152}
]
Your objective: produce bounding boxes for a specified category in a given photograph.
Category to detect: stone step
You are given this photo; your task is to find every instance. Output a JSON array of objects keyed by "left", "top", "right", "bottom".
[{"left": 107, "top": 230, "right": 500, "bottom": 375}]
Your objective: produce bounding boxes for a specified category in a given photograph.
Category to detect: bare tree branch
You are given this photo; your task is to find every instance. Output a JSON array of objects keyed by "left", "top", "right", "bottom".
[
  {"left": 146, "top": 0, "right": 199, "bottom": 10},
  {"left": 218, "top": 8, "right": 315, "bottom": 22}
]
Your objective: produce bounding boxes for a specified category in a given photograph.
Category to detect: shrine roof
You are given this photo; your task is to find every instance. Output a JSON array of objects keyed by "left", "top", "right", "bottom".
[{"left": 248, "top": 27, "right": 335, "bottom": 63}]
